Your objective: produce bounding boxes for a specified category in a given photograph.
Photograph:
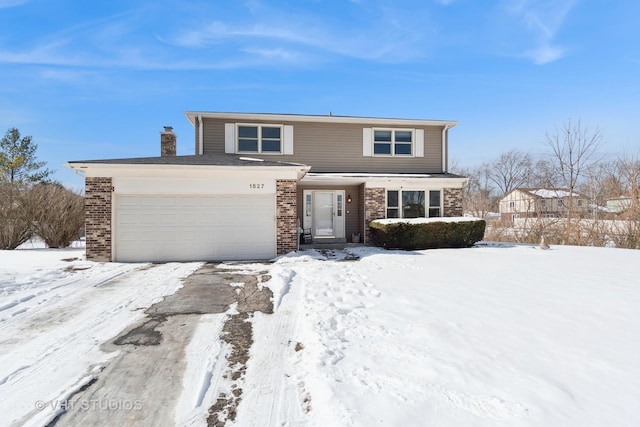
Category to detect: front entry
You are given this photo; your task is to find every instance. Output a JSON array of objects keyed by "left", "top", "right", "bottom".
[{"left": 303, "top": 190, "right": 346, "bottom": 241}]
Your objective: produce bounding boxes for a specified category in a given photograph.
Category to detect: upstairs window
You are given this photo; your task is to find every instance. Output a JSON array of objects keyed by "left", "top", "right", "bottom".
[
  {"left": 373, "top": 129, "right": 413, "bottom": 156},
  {"left": 237, "top": 124, "right": 282, "bottom": 153}
]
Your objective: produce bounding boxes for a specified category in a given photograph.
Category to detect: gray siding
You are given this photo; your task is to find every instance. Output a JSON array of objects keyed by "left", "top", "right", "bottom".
[{"left": 202, "top": 118, "right": 444, "bottom": 173}]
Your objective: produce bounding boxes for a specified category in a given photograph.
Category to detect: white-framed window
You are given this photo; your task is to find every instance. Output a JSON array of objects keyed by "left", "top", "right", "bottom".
[
  {"left": 386, "top": 190, "right": 441, "bottom": 218},
  {"left": 237, "top": 124, "right": 283, "bottom": 154},
  {"left": 428, "top": 190, "right": 441, "bottom": 217},
  {"left": 373, "top": 129, "right": 413, "bottom": 156},
  {"left": 509, "top": 201, "right": 515, "bottom": 208}
]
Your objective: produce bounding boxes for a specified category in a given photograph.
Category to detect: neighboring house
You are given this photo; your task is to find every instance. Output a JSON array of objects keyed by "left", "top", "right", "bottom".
[
  {"left": 67, "top": 112, "right": 467, "bottom": 262},
  {"left": 606, "top": 197, "right": 639, "bottom": 214},
  {"left": 499, "top": 188, "right": 588, "bottom": 223}
]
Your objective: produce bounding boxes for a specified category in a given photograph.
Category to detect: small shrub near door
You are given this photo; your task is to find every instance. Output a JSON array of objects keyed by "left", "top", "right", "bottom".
[{"left": 369, "top": 218, "right": 486, "bottom": 250}]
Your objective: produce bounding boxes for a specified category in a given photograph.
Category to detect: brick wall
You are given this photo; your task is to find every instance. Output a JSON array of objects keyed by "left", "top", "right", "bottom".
[
  {"left": 443, "top": 188, "right": 463, "bottom": 217},
  {"left": 276, "top": 180, "right": 298, "bottom": 255},
  {"left": 364, "top": 187, "right": 386, "bottom": 244},
  {"left": 85, "top": 177, "right": 112, "bottom": 261}
]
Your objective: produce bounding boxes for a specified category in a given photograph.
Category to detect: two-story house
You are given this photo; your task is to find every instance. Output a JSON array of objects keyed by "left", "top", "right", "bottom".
[
  {"left": 499, "top": 188, "right": 588, "bottom": 223},
  {"left": 67, "top": 112, "right": 467, "bottom": 262}
]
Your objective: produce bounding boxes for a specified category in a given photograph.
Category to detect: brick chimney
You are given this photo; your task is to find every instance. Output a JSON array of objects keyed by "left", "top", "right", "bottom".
[{"left": 161, "top": 126, "right": 176, "bottom": 157}]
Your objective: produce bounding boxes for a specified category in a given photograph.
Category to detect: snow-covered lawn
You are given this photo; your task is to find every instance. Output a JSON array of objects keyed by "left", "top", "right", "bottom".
[
  {"left": 1, "top": 242, "right": 639, "bottom": 426},
  {"left": 238, "top": 244, "right": 640, "bottom": 426}
]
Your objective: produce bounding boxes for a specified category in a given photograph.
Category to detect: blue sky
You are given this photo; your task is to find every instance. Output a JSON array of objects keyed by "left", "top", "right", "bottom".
[{"left": 1, "top": 0, "right": 638, "bottom": 188}]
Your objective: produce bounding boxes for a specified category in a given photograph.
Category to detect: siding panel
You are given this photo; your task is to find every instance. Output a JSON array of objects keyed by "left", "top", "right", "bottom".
[{"left": 202, "top": 118, "right": 444, "bottom": 173}]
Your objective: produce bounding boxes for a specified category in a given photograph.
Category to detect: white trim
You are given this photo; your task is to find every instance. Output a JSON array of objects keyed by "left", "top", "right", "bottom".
[
  {"left": 302, "top": 189, "right": 346, "bottom": 240},
  {"left": 415, "top": 129, "right": 424, "bottom": 158},
  {"left": 236, "top": 123, "right": 284, "bottom": 155},
  {"left": 66, "top": 163, "right": 310, "bottom": 182},
  {"left": 362, "top": 128, "right": 372, "bottom": 157},
  {"left": 283, "top": 125, "right": 294, "bottom": 155},
  {"left": 441, "top": 124, "right": 451, "bottom": 172},
  {"left": 384, "top": 189, "right": 443, "bottom": 219},
  {"left": 371, "top": 128, "right": 415, "bottom": 157},
  {"left": 198, "top": 114, "right": 204, "bottom": 155},
  {"left": 300, "top": 172, "right": 468, "bottom": 188},
  {"left": 185, "top": 111, "right": 458, "bottom": 128},
  {"left": 224, "top": 123, "right": 235, "bottom": 153}
]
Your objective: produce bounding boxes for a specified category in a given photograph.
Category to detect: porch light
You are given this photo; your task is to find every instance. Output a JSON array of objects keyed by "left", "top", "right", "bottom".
[{"left": 347, "top": 194, "right": 352, "bottom": 203}]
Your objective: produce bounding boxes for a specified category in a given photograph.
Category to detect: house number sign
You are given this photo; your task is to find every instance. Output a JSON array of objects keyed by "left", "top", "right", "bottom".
[{"left": 249, "top": 184, "right": 265, "bottom": 189}]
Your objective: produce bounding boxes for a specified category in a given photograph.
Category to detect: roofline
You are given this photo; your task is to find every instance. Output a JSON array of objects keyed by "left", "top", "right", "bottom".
[
  {"left": 184, "top": 111, "right": 458, "bottom": 128},
  {"left": 64, "top": 162, "right": 310, "bottom": 172}
]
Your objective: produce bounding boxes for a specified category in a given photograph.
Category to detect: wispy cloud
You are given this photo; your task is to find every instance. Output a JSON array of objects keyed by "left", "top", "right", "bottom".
[
  {"left": 506, "top": 0, "right": 577, "bottom": 64},
  {"left": 0, "top": 0, "right": 30, "bottom": 8},
  {"left": 164, "top": 2, "right": 429, "bottom": 64},
  {"left": 0, "top": 1, "right": 433, "bottom": 72}
]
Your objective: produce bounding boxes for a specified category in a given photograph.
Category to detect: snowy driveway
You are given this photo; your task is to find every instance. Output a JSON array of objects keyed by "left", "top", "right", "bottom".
[{"left": 0, "top": 248, "right": 201, "bottom": 426}]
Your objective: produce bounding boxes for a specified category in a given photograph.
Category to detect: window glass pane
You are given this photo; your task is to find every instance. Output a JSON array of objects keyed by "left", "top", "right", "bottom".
[
  {"left": 262, "top": 140, "right": 281, "bottom": 152},
  {"left": 238, "top": 126, "right": 258, "bottom": 138},
  {"left": 394, "top": 143, "right": 412, "bottom": 155},
  {"left": 387, "top": 191, "right": 398, "bottom": 207},
  {"left": 238, "top": 139, "right": 258, "bottom": 152},
  {"left": 395, "top": 131, "right": 412, "bottom": 142},
  {"left": 374, "top": 143, "right": 391, "bottom": 155},
  {"left": 403, "top": 191, "right": 425, "bottom": 218},
  {"left": 428, "top": 208, "right": 441, "bottom": 217},
  {"left": 262, "top": 126, "right": 281, "bottom": 139},
  {"left": 306, "top": 194, "right": 312, "bottom": 216},
  {"left": 374, "top": 130, "right": 392, "bottom": 142},
  {"left": 429, "top": 190, "right": 441, "bottom": 207},
  {"left": 387, "top": 208, "right": 399, "bottom": 218},
  {"left": 337, "top": 195, "right": 343, "bottom": 216}
]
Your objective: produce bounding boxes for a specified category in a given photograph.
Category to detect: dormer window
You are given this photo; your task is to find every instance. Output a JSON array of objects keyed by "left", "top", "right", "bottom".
[
  {"left": 373, "top": 129, "right": 413, "bottom": 156},
  {"left": 237, "top": 124, "right": 282, "bottom": 153}
]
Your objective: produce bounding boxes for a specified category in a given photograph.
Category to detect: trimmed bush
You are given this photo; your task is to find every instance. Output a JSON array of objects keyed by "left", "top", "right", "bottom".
[{"left": 370, "top": 219, "right": 486, "bottom": 250}]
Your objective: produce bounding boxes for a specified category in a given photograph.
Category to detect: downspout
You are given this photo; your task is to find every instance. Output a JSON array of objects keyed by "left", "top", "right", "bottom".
[
  {"left": 441, "top": 124, "right": 451, "bottom": 173},
  {"left": 198, "top": 114, "right": 204, "bottom": 155}
]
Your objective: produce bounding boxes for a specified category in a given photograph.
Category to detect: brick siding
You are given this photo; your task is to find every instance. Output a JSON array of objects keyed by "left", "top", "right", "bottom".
[
  {"left": 364, "top": 187, "right": 386, "bottom": 244},
  {"left": 85, "top": 177, "right": 112, "bottom": 261},
  {"left": 443, "top": 188, "right": 463, "bottom": 217},
  {"left": 276, "top": 180, "right": 298, "bottom": 255}
]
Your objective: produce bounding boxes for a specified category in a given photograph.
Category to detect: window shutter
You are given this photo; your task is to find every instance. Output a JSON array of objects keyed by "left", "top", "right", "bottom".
[
  {"left": 224, "top": 123, "right": 235, "bottom": 153},
  {"left": 415, "top": 129, "right": 424, "bottom": 157},
  {"left": 283, "top": 125, "right": 294, "bottom": 155},
  {"left": 362, "top": 128, "right": 372, "bottom": 156}
]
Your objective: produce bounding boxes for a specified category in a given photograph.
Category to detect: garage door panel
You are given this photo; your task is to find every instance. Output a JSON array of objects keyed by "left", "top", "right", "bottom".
[{"left": 116, "top": 194, "right": 277, "bottom": 262}]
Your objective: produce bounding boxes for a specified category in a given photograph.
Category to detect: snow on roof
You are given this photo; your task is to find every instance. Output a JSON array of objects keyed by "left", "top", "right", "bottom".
[{"left": 528, "top": 189, "right": 580, "bottom": 198}]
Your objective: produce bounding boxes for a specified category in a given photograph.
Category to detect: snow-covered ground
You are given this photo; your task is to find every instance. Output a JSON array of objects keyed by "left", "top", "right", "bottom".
[
  {"left": 0, "top": 243, "right": 202, "bottom": 426},
  {"left": 1, "top": 242, "right": 639, "bottom": 426},
  {"left": 237, "top": 244, "right": 640, "bottom": 427}
]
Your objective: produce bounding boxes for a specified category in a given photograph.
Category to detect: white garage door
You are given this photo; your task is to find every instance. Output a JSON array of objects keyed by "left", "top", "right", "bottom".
[{"left": 115, "top": 194, "right": 276, "bottom": 262}]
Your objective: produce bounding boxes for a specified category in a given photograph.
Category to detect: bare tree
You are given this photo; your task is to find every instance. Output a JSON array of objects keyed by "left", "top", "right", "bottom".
[
  {"left": 32, "top": 184, "right": 85, "bottom": 248},
  {"left": 486, "top": 149, "right": 533, "bottom": 196},
  {"left": 581, "top": 159, "right": 619, "bottom": 218},
  {"left": 455, "top": 163, "right": 497, "bottom": 218},
  {"left": 529, "top": 158, "right": 562, "bottom": 189},
  {"left": 544, "top": 119, "right": 603, "bottom": 241},
  {"left": 0, "top": 183, "right": 38, "bottom": 249}
]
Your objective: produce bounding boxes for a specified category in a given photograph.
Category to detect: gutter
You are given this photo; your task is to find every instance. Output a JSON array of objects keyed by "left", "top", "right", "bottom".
[
  {"left": 441, "top": 124, "right": 452, "bottom": 173},
  {"left": 198, "top": 114, "right": 204, "bottom": 155}
]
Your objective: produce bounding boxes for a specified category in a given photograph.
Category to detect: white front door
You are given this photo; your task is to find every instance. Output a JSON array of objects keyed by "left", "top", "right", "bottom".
[{"left": 303, "top": 190, "right": 345, "bottom": 240}]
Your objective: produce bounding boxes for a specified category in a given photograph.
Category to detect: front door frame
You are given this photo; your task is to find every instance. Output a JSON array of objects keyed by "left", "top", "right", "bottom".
[{"left": 302, "top": 189, "right": 346, "bottom": 240}]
